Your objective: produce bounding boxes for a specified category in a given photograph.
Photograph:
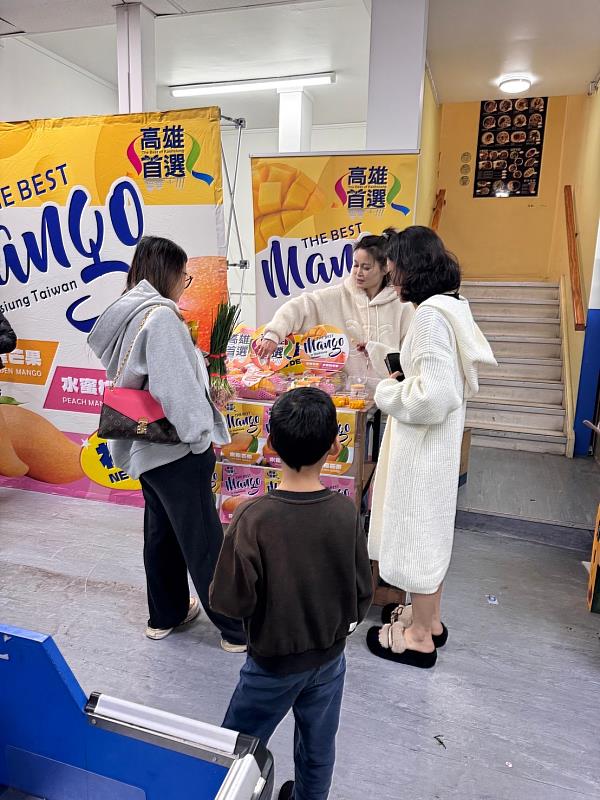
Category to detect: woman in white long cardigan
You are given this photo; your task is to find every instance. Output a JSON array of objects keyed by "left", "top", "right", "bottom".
[{"left": 367, "top": 227, "right": 496, "bottom": 669}]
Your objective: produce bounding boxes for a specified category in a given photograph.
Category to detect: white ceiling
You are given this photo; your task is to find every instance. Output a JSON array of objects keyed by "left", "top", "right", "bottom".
[
  {"left": 427, "top": 0, "right": 600, "bottom": 102},
  {"left": 1, "top": 0, "right": 599, "bottom": 127},
  {"left": 0, "top": 0, "right": 327, "bottom": 33}
]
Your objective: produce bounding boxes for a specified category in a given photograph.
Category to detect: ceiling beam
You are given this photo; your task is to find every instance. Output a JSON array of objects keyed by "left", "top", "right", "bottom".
[{"left": 9, "top": 36, "right": 116, "bottom": 89}]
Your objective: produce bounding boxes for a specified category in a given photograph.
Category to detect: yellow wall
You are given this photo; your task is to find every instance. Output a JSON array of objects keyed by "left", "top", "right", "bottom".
[
  {"left": 415, "top": 72, "right": 441, "bottom": 226},
  {"left": 556, "top": 91, "right": 600, "bottom": 391},
  {"left": 435, "top": 91, "right": 600, "bottom": 395},
  {"left": 572, "top": 89, "right": 600, "bottom": 304},
  {"left": 437, "top": 97, "right": 571, "bottom": 280}
]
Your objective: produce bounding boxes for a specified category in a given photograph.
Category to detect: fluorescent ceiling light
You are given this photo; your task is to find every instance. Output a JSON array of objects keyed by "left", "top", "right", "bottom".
[
  {"left": 498, "top": 76, "right": 532, "bottom": 94},
  {"left": 171, "top": 72, "right": 336, "bottom": 98}
]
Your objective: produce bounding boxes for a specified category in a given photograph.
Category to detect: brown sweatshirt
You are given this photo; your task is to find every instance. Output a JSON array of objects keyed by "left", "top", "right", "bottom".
[{"left": 210, "top": 488, "right": 373, "bottom": 674}]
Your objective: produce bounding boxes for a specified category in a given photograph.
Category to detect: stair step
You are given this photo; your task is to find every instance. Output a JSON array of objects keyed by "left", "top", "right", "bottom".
[
  {"left": 462, "top": 281, "right": 559, "bottom": 301},
  {"left": 477, "top": 378, "right": 564, "bottom": 405},
  {"left": 467, "top": 400, "right": 565, "bottom": 432},
  {"left": 471, "top": 422, "right": 567, "bottom": 454},
  {"left": 470, "top": 421, "right": 567, "bottom": 440},
  {"left": 469, "top": 398, "right": 565, "bottom": 413},
  {"left": 487, "top": 336, "right": 561, "bottom": 359},
  {"left": 481, "top": 359, "right": 562, "bottom": 382},
  {"left": 469, "top": 299, "right": 559, "bottom": 318},
  {"left": 479, "top": 377, "right": 563, "bottom": 388},
  {"left": 471, "top": 434, "right": 567, "bottom": 455},
  {"left": 475, "top": 316, "right": 561, "bottom": 337},
  {"left": 462, "top": 281, "right": 559, "bottom": 287},
  {"left": 468, "top": 390, "right": 565, "bottom": 417}
]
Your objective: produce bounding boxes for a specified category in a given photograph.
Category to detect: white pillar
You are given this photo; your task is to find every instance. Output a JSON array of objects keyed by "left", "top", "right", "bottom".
[
  {"left": 366, "top": 0, "right": 428, "bottom": 151},
  {"left": 278, "top": 89, "right": 313, "bottom": 153},
  {"left": 116, "top": 2, "right": 156, "bottom": 113}
]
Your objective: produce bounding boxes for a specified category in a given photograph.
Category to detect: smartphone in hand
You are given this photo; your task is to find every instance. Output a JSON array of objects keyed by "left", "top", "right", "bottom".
[{"left": 384, "top": 352, "right": 404, "bottom": 381}]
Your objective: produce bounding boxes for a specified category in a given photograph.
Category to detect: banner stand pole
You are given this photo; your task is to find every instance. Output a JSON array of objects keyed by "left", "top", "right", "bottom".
[{"left": 220, "top": 114, "right": 249, "bottom": 306}]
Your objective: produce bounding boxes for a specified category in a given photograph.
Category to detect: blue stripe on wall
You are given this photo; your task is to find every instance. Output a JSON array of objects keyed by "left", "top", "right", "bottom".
[{"left": 574, "top": 307, "right": 600, "bottom": 456}]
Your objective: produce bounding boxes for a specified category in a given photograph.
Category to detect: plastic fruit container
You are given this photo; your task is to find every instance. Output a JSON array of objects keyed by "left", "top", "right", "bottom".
[{"left": 331, "top": 395, "right": 349, "bottom": 407}]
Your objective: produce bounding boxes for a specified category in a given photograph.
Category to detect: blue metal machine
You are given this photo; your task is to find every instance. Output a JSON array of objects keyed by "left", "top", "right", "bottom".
[{"left": 0, "top": 624, "right": 273, "bottom": 800}]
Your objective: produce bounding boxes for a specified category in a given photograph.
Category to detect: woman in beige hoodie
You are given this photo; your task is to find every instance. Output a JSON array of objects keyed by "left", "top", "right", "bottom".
[{"left": 255, "top": 235, "right": 414, "bottom": 392}]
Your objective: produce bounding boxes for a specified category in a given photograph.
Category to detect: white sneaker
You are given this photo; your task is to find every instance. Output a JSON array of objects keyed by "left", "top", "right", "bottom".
[
  {"left": 145, "top": 597, "right": 201, "bottom": 640},
  {"left": 220, "top": 639, "right": 247, "bottom": 654}
]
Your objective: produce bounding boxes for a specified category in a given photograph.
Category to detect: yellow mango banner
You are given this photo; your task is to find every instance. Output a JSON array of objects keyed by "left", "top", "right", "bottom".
[
  {"left": 0, "top": 107, "right": 223, "bottom": 208},
  {"left": 0, "top": 107, "right": 224, "bottom": 506},
  {"left": 252, "top": 153, "right": 418, "bottom": 323}
]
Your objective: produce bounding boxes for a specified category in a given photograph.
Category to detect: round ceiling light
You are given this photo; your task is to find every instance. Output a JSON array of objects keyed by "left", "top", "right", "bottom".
[{"left": 498, "top": 76, "right": 532, "bottom": 94}]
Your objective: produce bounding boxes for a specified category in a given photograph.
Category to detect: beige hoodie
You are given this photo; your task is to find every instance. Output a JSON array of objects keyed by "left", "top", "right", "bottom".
[{"left": 262, "top": 277, "right": 414, "bottom": 389}]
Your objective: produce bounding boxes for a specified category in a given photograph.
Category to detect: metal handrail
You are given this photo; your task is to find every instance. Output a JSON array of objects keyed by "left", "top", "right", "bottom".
[
  {"left": 563, "top": 185, "right": 586, "bottom": 331},
  {"left": 431, "top": 188, "right": 446, "bottom": 231}
]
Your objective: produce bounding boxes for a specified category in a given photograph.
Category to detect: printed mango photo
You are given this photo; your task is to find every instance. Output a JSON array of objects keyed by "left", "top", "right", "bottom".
[{"left": 0, "top": 400, "right": 84, "bottom": 484}]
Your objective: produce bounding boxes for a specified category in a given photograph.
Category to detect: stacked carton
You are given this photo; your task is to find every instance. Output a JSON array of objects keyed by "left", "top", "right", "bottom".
[{"left": 211, "top": 398, "right": 371, "bottom": 521}]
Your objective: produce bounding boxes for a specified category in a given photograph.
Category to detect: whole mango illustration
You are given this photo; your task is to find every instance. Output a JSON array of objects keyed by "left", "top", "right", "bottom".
[
  {"left": 0, "top": 403, "right": 84, "bottom": 484},
  {"left": 0, "top": 404, "right": 28, "bottom": 477}
]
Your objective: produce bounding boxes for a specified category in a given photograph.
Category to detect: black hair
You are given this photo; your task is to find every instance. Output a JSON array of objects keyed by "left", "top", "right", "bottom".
[
  {"left": 383, "top": 226, "right": 461, "bottom": 304},
  {"left": 269, "top": 388, "right": 338, "bottom": 472},
  {"left": 353, "top": 234, "right": 389, "bottom": 286},
  {"left": 126, "top": 236, "right": 188, "bottom": 298}
]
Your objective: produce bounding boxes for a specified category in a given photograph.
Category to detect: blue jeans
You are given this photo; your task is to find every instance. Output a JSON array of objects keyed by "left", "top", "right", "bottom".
[{"left": 223, "top": 654, "right": 346, "bottom": 800}]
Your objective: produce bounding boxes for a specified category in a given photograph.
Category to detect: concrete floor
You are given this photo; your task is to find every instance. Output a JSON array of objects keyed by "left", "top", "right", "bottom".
[
  {"left": 458, "top": 447, "right": 600, "bottom": 529},
  {"left": 1, "top": 486, "right": 599, "bottom": 800}
]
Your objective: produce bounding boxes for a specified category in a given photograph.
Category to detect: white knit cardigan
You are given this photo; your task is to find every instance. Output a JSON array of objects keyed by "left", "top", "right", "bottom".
[{"left": 369, "top": 295, "right": 497, "bottom": 594}]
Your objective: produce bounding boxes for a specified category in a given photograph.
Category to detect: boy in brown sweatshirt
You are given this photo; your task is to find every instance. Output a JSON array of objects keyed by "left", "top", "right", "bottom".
[{"left": 210, "top": 387, "right": 372, "bottom": 800}]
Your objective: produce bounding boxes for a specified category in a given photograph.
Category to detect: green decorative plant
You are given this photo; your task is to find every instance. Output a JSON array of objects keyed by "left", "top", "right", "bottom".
[{"left": 209, "top": 302, "right": 241, "bottom": 408}]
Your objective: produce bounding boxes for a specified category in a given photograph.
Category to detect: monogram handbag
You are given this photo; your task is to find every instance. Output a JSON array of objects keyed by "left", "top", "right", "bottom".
[{"left": 98, "top": 306, "right": 180, "bottom": 444}]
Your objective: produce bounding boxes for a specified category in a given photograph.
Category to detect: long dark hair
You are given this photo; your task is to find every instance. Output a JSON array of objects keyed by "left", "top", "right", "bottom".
[
  {"left": 353, "top": 234, "right": 390, "bottom": 286},
  {"left": 126, "top": 236, "right": 188, "bottom": 298},
  {"left": 383, "top": 226, "right": 461, "bottom": 304}
]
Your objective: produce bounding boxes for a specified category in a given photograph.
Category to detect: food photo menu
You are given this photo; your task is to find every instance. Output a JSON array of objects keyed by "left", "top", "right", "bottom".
[{"left": 474, "top": 97, "right": 548, "bottom": 198}]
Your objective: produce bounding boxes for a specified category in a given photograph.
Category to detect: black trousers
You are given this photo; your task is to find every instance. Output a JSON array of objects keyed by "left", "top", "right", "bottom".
[{"left": 139, "top": 448, "right": 245, "bottom": 645}]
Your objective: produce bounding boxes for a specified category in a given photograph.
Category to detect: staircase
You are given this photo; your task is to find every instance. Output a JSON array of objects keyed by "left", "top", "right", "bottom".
[{"left": 462, "top": 281, "right": 569, "bottom": 455}]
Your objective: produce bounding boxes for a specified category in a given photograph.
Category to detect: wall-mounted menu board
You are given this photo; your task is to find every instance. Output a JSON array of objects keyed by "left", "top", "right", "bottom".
[{"left": 474, "top": 97, "right": 548, "bottom": 198}]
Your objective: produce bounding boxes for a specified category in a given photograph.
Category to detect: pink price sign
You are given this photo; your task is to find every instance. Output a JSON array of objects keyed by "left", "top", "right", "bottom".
[{"left": 44, "top": 367, "right": 111, "bottom": 414}]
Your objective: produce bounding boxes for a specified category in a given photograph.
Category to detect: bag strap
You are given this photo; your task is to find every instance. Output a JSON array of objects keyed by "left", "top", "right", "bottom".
[{"left": 112, "top": 305, "right": 163, "bottom": 388}]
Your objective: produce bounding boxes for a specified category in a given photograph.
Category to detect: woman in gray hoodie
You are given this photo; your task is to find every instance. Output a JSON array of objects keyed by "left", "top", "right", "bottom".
[{"left": 89, "top": 236, "right": 245, "bottom": 652}]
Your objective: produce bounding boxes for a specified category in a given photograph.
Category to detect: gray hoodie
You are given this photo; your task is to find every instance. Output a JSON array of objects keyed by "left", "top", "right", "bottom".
[{"left": 88, "top": 280, "right": 230, "bottom": 479}]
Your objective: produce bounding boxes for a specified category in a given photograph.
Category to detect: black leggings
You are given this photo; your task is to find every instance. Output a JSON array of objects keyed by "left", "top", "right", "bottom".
[{"left": 140, "top": 449, "right": 245, "bottom": 644}]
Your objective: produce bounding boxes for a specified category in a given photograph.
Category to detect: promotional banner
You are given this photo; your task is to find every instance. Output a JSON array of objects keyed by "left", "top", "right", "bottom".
[
  {"left": 252, "top": 153, "right": 418, "bottom": 324},
  {"left": 0, "top": 107, "right": 226, "bottom": 505}
]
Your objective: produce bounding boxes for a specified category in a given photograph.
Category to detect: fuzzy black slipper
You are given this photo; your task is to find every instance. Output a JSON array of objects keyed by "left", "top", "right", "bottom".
[
  {"left": 380, "top": 604, "right": 449, "bottom": 649},
  {"left": 433, "top": 623, "right": 449, "bottom": 648},
  {"left": 278, "top": 780, "right": 294, "bottom": 800},
  {"left": 366, "top": 626, "right": 438, "bottom": 669}
]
